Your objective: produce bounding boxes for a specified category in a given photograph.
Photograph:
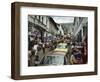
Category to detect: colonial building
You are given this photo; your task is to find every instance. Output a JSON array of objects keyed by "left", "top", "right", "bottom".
[
  {"left": 28, "top": 15, "right": 49, "bottom": 42},
  {"left": 28, "top": 15, "right": 59, "bottom": 42},
  {"left": 73, "top": 17, "right": 88, "bottom": 42}
]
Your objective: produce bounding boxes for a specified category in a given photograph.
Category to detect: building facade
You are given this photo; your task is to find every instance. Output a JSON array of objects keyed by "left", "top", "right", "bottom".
[
  {"left": 73, "top": 17, "right": 88, "bottom": 42},
  {"left": 28, "top": 15, "right": 59, "bottom": 43}
]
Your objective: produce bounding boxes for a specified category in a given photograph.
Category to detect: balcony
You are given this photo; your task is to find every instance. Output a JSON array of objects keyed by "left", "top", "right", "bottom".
[{"left": 28, "top": 16, "right": 47, "bottom": 31}]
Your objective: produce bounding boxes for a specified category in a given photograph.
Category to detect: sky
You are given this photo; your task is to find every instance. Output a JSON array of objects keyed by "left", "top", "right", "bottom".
[{"left": 52, "top": 16, "right": 74, "bottom": 24}]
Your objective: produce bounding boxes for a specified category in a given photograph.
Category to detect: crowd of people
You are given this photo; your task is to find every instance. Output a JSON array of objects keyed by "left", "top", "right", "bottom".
[
  {"left": 28, "top": 33, "right": 59, "bottom": 66},
  {"left": 70, "top": 35, "right": 87, "bottom": 64},
  {"left": 28, "top": 31, "right": 88, "bottom": 66},
  {"left": 28, "top": 35, "right": 45, "bottom": 66}
]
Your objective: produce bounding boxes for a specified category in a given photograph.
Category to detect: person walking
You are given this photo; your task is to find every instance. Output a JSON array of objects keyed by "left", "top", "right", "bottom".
[
  {"left": 42, "top": 42, "right": 45, "bottom": 54},
  {"left": 70, "top": 47, "right": 83, "bottom": 64},
  {"left": 34, "top": 55, "right": 39, "bottom": 66},
  {"left": 32, "top": 42, "right": 38, "bottom": 56}
]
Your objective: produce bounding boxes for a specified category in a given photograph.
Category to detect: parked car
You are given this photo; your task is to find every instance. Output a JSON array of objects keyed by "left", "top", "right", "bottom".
[{"left": 40, "top": 51, "right": 68, "bottom": 65}]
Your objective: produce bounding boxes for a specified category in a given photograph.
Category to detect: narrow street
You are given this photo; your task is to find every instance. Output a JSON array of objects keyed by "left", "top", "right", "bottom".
[
  {"left": 28, "top": 15, "right": 88, "bottom": 66},
  {"left": 29, "top": 43, "right": 73, "bottom": 66}
]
